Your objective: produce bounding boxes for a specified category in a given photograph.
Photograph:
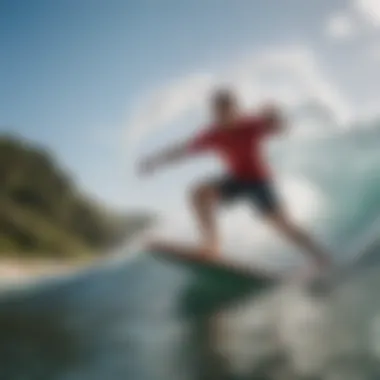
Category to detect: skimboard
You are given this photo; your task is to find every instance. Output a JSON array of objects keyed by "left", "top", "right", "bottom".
[
  {"left": 147, "top": 240, "right": 335, "bottom": 297},
  {"left": 147, "top": 240, "right": 282, "bottom": 282},
  {"left": 147, "top": 240, "right": 283, "bottom": 314}
]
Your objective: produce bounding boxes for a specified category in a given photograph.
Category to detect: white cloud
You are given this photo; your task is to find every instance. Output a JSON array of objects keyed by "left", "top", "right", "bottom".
[
  {"left": 126, "top": 73, "right": 215, "bottom": 147},
  {"left": 326, "top": 12, "right": 356, "bottom": 39},
  {"left": 354, "top": 0, "right": 380, "bottom": 27},
  {"left": 325, "top": 1, "right": 380, "bottom": 43},
  {"left": 125, "top": 45, "right": 351, "bottom": 149}
]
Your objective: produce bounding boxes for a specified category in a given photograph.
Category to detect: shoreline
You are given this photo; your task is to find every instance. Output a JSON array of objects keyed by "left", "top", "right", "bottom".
[{"left": 0, "top": 256, "right": 96, "bottom": 285}]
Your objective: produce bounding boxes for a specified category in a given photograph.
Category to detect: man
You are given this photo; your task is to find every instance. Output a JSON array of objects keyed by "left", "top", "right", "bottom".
[{"left": 138, "top": 89, "right": 332, "bottom": 275}]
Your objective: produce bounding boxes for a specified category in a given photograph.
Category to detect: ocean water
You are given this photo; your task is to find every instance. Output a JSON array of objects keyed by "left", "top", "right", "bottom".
[
  {"left": 0, "top": 235, "right": 379, "bottom": 380},
  {"left": 216, "top": 242, "right": 380, "bottom": 379},
  {"left": 0, "top": 121, "right": 379, "bottom": 380}
]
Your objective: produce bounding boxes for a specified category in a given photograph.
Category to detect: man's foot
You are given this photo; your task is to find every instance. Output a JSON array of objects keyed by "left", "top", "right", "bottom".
[
  {"left": 305, "top": 261, "right": 337, "bottom": 296},
  {"left": 291, "top": 260, "right": 333, "bottom": 288},
  {"left": 316, "top": 254, "right": 333, "bottom": 271},
  {"left": 289, "top": 265, "right": 320, "bottom": 284},
  {"left": 200, "top": 242, "right": 220, "bottom": 260}
]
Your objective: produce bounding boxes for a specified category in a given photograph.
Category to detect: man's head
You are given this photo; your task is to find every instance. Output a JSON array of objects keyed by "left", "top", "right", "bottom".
[{"left": 211, "top": 88, "right": 238, "bottom": 125}]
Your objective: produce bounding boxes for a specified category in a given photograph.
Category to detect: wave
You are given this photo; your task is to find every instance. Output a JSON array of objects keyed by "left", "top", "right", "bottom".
[{"left": 0, "top": 228, "right": 379, "bottom": 380}]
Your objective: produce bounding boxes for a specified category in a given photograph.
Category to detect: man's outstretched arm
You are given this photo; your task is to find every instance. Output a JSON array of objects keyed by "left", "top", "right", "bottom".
[
  {"left": 137, "top": 129, "right": 214, "bottom": 176},
  {"left": 137, "top": 142, "right": 191, "bottom": 176}
]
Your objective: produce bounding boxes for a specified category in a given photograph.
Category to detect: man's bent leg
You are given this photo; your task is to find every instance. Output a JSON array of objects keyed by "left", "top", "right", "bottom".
[
  {"left": 190, "top": 183, "right": 221, "bottom": 257},
  {"left": 265, "top": 209, "right": 332, "bottom": 271}
]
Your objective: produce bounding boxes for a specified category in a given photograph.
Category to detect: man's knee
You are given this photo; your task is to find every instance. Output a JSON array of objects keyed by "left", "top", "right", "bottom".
[{"left": 190, "top": 183, "right": 218, "bottom": 207}]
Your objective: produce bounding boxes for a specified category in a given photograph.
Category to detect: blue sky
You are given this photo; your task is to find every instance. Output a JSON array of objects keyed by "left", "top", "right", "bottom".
[{"left": 2, "top": 0, "right": 380, "bottom": 213}]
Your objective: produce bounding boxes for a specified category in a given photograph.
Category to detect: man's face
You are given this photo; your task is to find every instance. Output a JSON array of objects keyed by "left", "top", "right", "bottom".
[{"left": 212, "top": 91, "right": 237, "bottom": 124}]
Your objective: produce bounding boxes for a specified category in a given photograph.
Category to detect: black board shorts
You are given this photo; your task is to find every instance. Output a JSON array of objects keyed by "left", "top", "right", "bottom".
[{"left": 212, "top": 176, "right": 280, "bottom": 215}]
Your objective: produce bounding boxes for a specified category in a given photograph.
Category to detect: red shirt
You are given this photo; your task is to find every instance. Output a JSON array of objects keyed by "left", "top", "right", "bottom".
[{"left": 187, "top": 116, "right": 274, "bottom": 181}]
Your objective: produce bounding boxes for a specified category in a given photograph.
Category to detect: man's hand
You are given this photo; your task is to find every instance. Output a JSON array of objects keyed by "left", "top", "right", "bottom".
[{"left": 259, "top": 103, "right": 285, "bottom": 135}]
